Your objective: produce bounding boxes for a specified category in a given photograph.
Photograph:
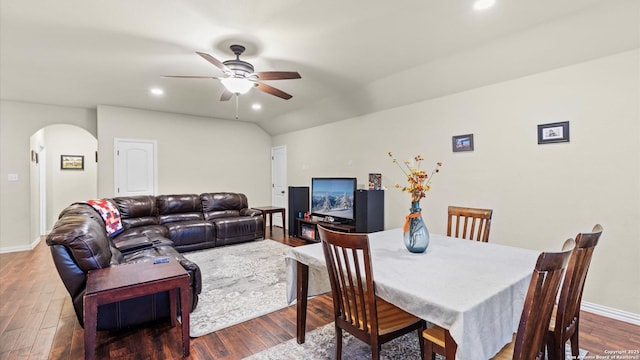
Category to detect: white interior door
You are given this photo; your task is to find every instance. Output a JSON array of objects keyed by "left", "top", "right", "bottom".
[
  {"left": 271, "top": 146, "right": 287, "bottom": 226},
  {"left": 114, "top": 138, "right": 157, "bottom": 196}
]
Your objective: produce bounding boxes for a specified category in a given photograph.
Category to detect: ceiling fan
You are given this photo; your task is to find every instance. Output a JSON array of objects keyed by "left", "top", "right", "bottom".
[{"left": 163, "top": 44, "right": 301, "bottom": 101}]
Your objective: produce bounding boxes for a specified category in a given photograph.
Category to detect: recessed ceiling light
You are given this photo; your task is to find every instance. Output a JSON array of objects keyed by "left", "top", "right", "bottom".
[
  {"left": 473, "top": 0, "right": 495, "bottom": 11},
  {"left": 251, "top": 103, "right": 262, "bottom": 110},
  {"left": 150, "top": 87, "right": 164, "bottom": 96}
]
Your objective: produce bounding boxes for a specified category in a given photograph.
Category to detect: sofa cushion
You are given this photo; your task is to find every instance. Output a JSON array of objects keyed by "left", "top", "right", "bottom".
[
  {"left": 212, "top": 216, "right": 263, "bottom": 246},
  {"left": 111, "top": 233, "right": 174, "bottom": 253},
  {"left": 113, "top": 224, "right": 169, "bottom": 240},
  {"left": 159, "top": 212, "right": 204, "bottom": 224},
  {"left": 157, "top": 194, "right": 204, "bottom": 224},
  {"left": 113, "top": 196, "right": 159, "bottom": 229},
  {"left": 201, "top": 192, "right": 248, "bottom": 220},
  {"left": 203, "top": 209, "right": 240, "bottom": 220},
  {"left": 165, "top": 220, "right": 215, "bottom": 247}
]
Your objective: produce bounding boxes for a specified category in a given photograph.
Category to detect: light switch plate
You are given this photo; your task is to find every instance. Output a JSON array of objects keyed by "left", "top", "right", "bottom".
[{"left": 8, "top": 174, "right": 19, "bottom": 181}]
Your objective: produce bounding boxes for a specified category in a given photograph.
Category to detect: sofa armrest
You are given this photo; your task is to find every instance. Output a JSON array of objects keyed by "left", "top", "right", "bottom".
[
  {"left": 241, "top": 208, "right": 262, "bottom": 217},
  {"left": 177, "top": 257, "right": 202, "bottom": 296}
]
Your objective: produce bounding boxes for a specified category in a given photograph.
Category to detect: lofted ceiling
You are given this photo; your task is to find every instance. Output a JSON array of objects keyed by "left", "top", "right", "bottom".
[{"left": 1, "top": 0, "right": 638, "bottom": 135}]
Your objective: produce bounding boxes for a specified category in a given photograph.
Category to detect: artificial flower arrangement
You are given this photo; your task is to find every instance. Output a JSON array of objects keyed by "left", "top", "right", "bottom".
[{"left": 388, "top": 152, "right": 442, "bottom": 203}]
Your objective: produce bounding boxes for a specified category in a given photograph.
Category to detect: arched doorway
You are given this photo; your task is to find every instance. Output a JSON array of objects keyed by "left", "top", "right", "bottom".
[{"left": 29, "top": 124, "right": 97, "bottom": 238}]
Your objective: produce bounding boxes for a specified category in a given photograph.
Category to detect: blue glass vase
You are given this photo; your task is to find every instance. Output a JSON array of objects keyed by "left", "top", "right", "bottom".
[{"left": 403, "top": 201, "right": 430, "bottom": 253}]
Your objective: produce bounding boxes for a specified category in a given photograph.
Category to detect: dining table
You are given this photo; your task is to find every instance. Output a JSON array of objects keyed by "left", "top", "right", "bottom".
[{"left": 285, "top": 227, "right": 540, "bottom": 360}]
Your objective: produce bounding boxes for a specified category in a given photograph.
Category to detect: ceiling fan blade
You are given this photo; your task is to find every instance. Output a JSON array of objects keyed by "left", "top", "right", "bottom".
[
  {"left": 256, "top": 82, "right": 293, "bottom": 100},
  {"left": 257, "top": 71, "right": 301, "bottom": 80},
  {"left": 161, "top": 75, "right": 220, "bottom": 79},
  {"left": 196, "top": 51, "right": 231, "bottom": 73},
  {"left": 220, "top": 89, "right": 234, "bottom": 101}
]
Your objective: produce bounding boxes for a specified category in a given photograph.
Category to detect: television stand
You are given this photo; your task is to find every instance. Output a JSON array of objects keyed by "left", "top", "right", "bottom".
[{"left": 296, "top": 218, "right": 355, "bottom": 242}]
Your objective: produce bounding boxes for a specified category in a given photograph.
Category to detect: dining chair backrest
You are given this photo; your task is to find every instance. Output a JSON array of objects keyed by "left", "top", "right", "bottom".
[
  {"left": 511, "top": 242, "right": 574, "bottom": 360},
  {"left": 319, "top": 226, "right": 378, "bottom": 341},
  {"left": 447, "top": 206, "right": 493, "bottom": 242},
  {"left": 548, "top": 224, "right": 602, "bottom": 359},
  {"left": 319, "top": 226, "right": 425, "bottom": 360}
]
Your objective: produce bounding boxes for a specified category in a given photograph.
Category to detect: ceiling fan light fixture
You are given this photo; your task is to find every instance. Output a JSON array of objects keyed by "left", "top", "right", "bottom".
[
  {"left": 221, "top": 77, "right": 254, "bottom": 94},
  {"left": 166, "top": 46, "right": 299, "bottom": 100}
]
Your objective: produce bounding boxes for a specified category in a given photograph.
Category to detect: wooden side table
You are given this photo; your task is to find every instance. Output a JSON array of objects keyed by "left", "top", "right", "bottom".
[
  {"left": 84, "top": 260, "right": 190, "bottom": 360},
  {"left": 253, "top": 206, "right": 286, "bottom": 237}
]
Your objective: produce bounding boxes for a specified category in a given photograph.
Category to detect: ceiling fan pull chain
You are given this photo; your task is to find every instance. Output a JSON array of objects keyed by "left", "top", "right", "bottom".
[{"left": 235, "top": 95, "right": 239, "bottom": 120}]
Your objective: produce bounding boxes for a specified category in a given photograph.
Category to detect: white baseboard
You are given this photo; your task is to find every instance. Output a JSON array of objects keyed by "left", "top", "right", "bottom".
[
  {"left": 582, "top": 301, "right": 640, "bottom": 326},
  {"left": 0, "top": 237, "right": 41, "bottom": 254}
]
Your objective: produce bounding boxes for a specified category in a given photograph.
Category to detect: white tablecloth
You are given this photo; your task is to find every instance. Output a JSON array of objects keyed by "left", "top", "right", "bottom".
[{"left": 285, "top": 228, "right": 539, "bottom": 360}]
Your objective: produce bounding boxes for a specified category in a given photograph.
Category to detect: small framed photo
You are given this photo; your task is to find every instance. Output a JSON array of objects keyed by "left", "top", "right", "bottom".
[
  {"left": 538, "top": 121, "right": 570, "bottom": 144},
  {"left": 368, "top": 173, "right": 382, "bottom": 190},
  {"left": 452, "top": 134, "right": 474, "bottom": 152},
  {"left": 61, "top": 155, "right": 84, "bottom": 170}
]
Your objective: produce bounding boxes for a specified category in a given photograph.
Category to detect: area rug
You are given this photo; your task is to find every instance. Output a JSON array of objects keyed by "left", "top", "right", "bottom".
[
  {"left": 183, "top": 239, "right": 291, "bottom": 337},
  {"left": 245, "top": 323, "right": 421, "bottom": 360},
  {"left": 244, "top": 322, "right": 589, "bottom": 360}
]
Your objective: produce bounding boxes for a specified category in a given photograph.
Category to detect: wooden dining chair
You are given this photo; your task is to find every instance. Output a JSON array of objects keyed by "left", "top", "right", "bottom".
[
  {"left": 318, "top": 226, "right": 426, "bottom": 360},
  {"left": 422, "top": 239, "right": 574, "bottom": 360},
  {"left": 547, "top": 224, "right": 602, "bottom": 360},
  {"left": 447, "top": 206, "right": 493, "bottom": 242}
]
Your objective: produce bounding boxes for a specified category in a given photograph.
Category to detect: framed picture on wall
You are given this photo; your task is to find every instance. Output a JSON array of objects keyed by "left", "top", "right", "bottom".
[
  {"left": 538, "top": 121, "right": 570, "bottom": 144},
  {"left": 61, "top": 155, "right": 84, "bottom": 170},
  {"left": 452, "top": 134, "right": 474, "bottom": 152}
]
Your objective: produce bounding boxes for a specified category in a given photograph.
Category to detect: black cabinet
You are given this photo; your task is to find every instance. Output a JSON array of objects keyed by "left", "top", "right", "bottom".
[
  {"left": 355, "top": 189, "right": 384, "bottom": 233},
  {"left": 291, "top": 188, "right": 383, "bottom": 239},
  {"left": 296, "top": 218, "right": 356, "bottom": 242},
  {"left": 288, "top": 186, "right": 309, "bottom": 236}
]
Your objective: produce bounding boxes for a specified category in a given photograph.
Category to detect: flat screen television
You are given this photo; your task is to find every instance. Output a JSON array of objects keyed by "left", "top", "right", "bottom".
[{"left": 311, "top": 177, "right": 357, "bottom": 223}]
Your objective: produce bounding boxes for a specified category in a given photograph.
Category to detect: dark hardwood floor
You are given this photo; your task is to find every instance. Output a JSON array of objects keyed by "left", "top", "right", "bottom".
[{"left": 1, "top": 227, "right": 638, "bottom": 359}]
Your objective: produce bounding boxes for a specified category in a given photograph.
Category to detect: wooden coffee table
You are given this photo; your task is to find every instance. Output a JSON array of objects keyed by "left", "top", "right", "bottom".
[
  {"left": 83, "top": 260, "right": 190, "bottom": 359},
  {"left": 253, "top": 206, "right": 286, "bottom": 236}
]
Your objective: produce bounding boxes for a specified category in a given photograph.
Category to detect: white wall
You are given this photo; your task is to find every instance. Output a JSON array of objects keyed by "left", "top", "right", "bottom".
[
  {"left": 42, "top": 125, "right": 97, "bottom": 229},
  {"left": 29, "top": 130, "right": 45, "bottom": 244},
  {"left": 0, "top": 100, "right": 97, "bottom": 251},
  {"left": 30, "top": 125, "right": 97, "bottom": 231},
  {"left": 273, "top": 50, "right": 640, "bottom": 314},
  {"left": 96, "top": 106, "right": 272, "bottom": 206}
]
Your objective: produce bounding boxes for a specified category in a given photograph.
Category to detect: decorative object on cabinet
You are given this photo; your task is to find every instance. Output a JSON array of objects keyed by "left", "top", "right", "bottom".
[{"left": 368, "top": 173, "right": 382, "bottom": 190}]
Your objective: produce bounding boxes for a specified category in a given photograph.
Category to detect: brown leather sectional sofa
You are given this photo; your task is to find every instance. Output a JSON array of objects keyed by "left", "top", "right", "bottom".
[
  {"left": 46, "top": 192, "right": 264, "bottom": 330},
  {"left": 112, "top": 192, "right": 264, "bottom": 251}
]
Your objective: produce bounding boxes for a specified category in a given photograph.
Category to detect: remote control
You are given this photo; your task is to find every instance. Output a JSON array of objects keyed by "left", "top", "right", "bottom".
[{"left": 153, "top": 257, "right": 170, "bottom": 264}]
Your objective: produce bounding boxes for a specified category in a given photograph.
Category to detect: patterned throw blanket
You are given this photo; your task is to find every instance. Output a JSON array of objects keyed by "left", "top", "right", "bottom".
[{"left": 85, "top": 199, "right": 124, "bottom": 237}]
